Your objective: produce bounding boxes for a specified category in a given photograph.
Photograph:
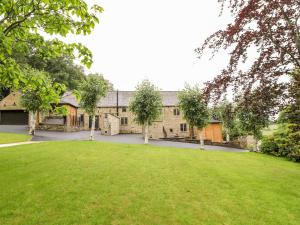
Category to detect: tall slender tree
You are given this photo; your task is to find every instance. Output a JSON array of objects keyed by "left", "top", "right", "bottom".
[
  {"left": 215, "top": 101, "right": 236, "bottom": 142},
  {"left": 129, "top": 80, "right": 162, "bottom": 144},
  {"left": 79, "top": 74, "right": 108, "bottom": 140},
  {"left": 178, "top": 85, "right": 209, "bottom": 149}
]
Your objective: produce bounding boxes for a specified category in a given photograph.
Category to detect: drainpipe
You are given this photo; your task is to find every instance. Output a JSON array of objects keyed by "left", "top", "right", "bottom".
[{"left": 116, "top": 90, "right": 119, "bottom": 116}]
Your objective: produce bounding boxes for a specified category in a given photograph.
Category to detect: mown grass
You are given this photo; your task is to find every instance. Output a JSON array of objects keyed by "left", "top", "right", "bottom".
[
  {"left": 0, "top": 141, "right": 299, "bottom": 225},
  {"left": 262, "top": 124, "right": 278, "bottom": 136},
  {"left": 0, "top": 132, "right": 31, "bottom": 144}
]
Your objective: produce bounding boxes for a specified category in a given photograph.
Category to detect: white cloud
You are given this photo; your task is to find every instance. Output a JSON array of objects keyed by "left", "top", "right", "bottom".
[{"left": 65, "top": 0, "right": 234, "bottom": 90}]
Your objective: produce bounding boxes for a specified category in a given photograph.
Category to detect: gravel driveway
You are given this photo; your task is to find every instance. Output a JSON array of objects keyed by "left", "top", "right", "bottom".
[{"left": 0, "top": 125, "right": 247, "bottom": 152}]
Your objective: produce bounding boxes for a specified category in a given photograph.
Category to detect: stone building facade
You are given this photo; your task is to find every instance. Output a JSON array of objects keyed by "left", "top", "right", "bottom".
[
  {"left": 76, "top": 91, "right": 223, "bottom": 142},
  {"left": 0, "top": 90, "right": 223, "bottom": 142}
]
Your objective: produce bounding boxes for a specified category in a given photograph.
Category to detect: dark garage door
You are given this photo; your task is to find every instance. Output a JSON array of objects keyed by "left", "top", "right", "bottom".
[{"left": 0, "top": 110, "right": 29, "bottom": 125}]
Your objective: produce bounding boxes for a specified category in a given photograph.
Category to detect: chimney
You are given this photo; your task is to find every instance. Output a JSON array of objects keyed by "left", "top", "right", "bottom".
[{"left": 116, "top": 90, "right": 119, "bottom": 116}]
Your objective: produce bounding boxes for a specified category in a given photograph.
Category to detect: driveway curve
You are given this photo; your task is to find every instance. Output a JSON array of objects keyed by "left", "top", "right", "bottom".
[{"left": 0, "top": 125, "right": 247, "bottom": 152}]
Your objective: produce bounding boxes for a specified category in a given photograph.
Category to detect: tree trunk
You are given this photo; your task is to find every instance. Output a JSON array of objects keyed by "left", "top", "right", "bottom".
[
  {"left": 90, "top": 115, "right": 95, "bottom": 141},
  {"left": 144, "top": 122, "right": 149, "bottom": 144},
  {"left": 190, "top": 125, "right": 194, "bottom": 139},
  {"left": 28, "top": 111, "right": 36, "bottom": 136},
  {"left": 226, "top": 131, "right": 230, "bottom": 142},
  {"left": 200, "top": 132, "right": 204, "bottom": 149}
]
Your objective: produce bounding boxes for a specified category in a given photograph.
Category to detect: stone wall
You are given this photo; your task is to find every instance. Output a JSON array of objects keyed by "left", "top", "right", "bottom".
[
  {"left": 0, "top": 91, "right": 24, "bottom": 110},
  {"left": 101, "top": 114, "right": 120, "bottom": 135},
  {"left": 148, "top": 107, "right": 224, "bottom": 142},
  {"left": 148, "top": 106, "right": 189, "bottom": 139},
  {"left": 160, "top": 106, "right": 190, "bottom": 138},
  {"left": 65, "top": 106, "right": 224, "bottom": 142},
  {"left": 117, "top": 107, "right": 142, "bottom": 134},
  {"left": 148, "top": 122, "right": 164, "bottom": 139},
  {"left": 77, "top": 107, "right": 142, "bottom": 134}
]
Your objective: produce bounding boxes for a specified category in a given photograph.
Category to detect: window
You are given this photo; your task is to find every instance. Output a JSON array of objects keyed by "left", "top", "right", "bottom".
[
  {"left": 170, "top": 128, "right": 173, "bottom": 133},
  {"left": 104, "top": 113, "right": 108, "bottom": 118},
  {"left": 121, "top": 117, "right": 128, "bottom": 125},
  {"left": 80, "top": 114, "right": 84, "bottom": 126},
  {"left": 180, "top": 123, "right": 187, "bottom": 132},
  {"left": 173, "top": 108, "right": 180, "bottom": 116},
  {"left": 122, "top": 107, "right": 127, "bottom": 112}
]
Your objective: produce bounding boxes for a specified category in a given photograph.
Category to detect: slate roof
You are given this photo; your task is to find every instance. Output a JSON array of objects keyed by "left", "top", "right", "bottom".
[
  {"left": 97, "top": 91, "right": 179, "bottom": 107},
  {"left": 59, "top": 90, "right": 221, "bottom": 123},
  {"left": 59, "top": 91, "right": 179, "bottom": 108},
  {"left": 60, "top": 91, "right": 79, "bottom": 107}
]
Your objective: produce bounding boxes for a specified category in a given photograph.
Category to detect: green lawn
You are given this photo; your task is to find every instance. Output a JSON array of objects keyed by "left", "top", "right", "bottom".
[
  {"left": 0, "top": 132, "right": 31, "bottom": 144},
  {"left": 262, "top": 124, "right": 278, "bottom": 136},
  {"left": 0, "top": 141, "right": 299, "bottom": 225}
]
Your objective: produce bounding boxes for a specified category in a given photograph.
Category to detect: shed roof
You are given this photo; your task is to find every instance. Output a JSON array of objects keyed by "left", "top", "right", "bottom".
[{"left": 60, "top": 91, "right": 79, "bottom": 107}]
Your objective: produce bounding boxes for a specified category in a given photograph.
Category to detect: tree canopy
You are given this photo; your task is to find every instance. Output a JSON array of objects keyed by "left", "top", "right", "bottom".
[
  {"left": 79, "top": 73, "right": 108, "bottom": 140},
  {"left": 129, "top": 80, "right": 162, "bottom": 126},
  {"left": 178, "top": 85, "right": 209, "bottom": 129},
  {"left": 214, "top": 101, "right": 236, "bottom": 142},
  {"left": 178, "top": 85, "right": 209, "bottom": 148},
  {"left": 0, "top": 0, "right": 103, "bottom": 89},
  {"left": 235, "top": 86, "right": 272, "bottom": 151},
  {"left": 129, "top": 80, "right": 162, "bottom": 144},
  {"left": 197, "top": 0, "right": 300, "bottom": 110},
  {"left": 79, "top": 74, "right": 108, "bottom": 116},
  {"left": 20, "top": 66, "right": 66, "bottom": 135},
  {"left": 13, "top": 51, "right": 86, "bottom": 90},
  {"left": 21, "top": 67, "right": 65, "bottom": 113}
]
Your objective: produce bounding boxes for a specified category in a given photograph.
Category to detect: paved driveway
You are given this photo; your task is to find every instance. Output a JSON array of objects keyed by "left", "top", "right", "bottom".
[{"left": 0, "top": 125, "right": 247, "bottom": 152}]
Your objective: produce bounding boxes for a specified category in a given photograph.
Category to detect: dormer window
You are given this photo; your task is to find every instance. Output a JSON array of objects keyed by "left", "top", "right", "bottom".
[{"left": 122, "top": 107, "right": 127, "bottom": 112}]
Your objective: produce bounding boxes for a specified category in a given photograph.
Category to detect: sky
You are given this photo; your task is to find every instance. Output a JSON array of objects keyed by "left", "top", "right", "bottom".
[{"left": 66, "top": 0, "right": 233, "bottom": 91}]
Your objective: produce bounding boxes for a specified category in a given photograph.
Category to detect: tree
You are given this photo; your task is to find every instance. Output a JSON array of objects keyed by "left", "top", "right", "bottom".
[
  {"left": 0, "top": 84, "right": 9, "bottom": 100},
  {"left": 235, "top": 89, "right": 272, "bottom": 151},
  {"left": 20, "top": 67, "right": 65, "bottom": 135},
  {"left": 79, "top": 74, "right": 108, "bottom": 140},
  {"left": 178, "top": 85, "right": 209, "bottom": 149},
  {"left": 196, "top": 0, "right": 300, "bottom": 110},
  {"left": 13, "top": 52, "right": 86, "bottom": 90},
  {"left": 261, "top": 105, "right": 300, "bottom": 162},
  {"left": 12, "top": 49, "right": 115, "bottom": 91},
  {"left": 214, "top": 101, "right": 236, "bottom": 142},
  {"left": 129, "top": 80, "right": 162, "bottom": 144},
  {"left": 0, "top": 0, "right": 103, "bottom": 90}
]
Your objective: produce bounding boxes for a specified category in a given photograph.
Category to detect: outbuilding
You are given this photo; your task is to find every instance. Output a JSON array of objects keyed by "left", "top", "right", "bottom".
[{"left": 0, "top": 92, "right": 29, "bottom": 125}]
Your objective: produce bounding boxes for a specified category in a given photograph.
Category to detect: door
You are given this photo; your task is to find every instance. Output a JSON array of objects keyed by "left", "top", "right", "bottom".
[
  {"left": 89, "top": 115, "right": 100, "bottom": 130},
  {"left": 0, "top": 110, "right": 29, "bottom": 125}
]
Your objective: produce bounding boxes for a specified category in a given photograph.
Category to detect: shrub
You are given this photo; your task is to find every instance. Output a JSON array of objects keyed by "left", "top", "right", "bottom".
[
  {"left": 261, "top": 136, "right": 279, "bottom": 155},
  {"left": 261, "top": 124, "right": 300, "bottom": 162}
]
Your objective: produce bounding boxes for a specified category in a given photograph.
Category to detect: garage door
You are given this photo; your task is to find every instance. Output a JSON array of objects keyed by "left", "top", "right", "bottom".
[{"left": 0, "top": 110, "right": 29, "bottom": 125}]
